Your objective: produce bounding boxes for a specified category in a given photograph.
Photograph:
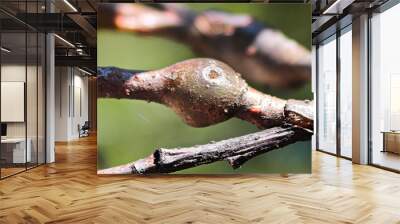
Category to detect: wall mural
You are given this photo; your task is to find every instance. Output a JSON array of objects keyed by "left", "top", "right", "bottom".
[{"left": 97, "top": 3, "right": 313, "bottom": 174}]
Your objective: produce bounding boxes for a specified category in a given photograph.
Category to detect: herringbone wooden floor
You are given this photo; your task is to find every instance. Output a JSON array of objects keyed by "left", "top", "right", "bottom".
[{"left": 1, "top": 135, "right": 400, "bottom": 224}]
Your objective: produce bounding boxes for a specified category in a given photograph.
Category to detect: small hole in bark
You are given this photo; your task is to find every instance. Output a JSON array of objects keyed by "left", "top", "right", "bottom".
[{"left": 208, "top": 70, "right": 220, "bottom": 79}]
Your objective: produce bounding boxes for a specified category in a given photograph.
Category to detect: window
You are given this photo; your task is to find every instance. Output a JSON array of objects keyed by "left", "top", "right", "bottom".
[
  {"left": 339, "top": 28, "right": 352, "bottom": 158},
  {"left": 316, "top": 25, "right": 353, "bottom": 159},
  {"left": 370, "top": 3, "right": 400, "bottom": 171},
  {"left": 317, "top": 36, "right": 337, "bottom": 154},
  {"left": 0, "top": 1, "right": 46, "bottom": 179}
]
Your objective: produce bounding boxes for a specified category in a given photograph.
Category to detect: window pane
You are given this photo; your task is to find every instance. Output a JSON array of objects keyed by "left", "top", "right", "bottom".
[
  {"left": 317, "top": 37, "right": 337, "bottom": 154},
  {"left": 371, "top": 4, "right": 400, "bottom": 171},
  {"left": 0, "top": 0, "right": 46, "bottom": 179},
  {"left": 38, "top": 33, "right": 45, "bottom": 165},
  {"left": 1, "top": 30, "right": 27, "bottom": 177},
  {"left": 27, "top": 30, "right": 38, "bottom": 168},
  {"left": 339, "top": 29, "right": 352, "bottom": 158}
]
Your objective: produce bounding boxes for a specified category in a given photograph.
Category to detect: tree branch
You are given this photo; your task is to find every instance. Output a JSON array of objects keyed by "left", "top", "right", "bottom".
[
  {"left": 98, "top": 126, "right": 312, "bottom": 174},
  {"left": 98, "top": 58, "right": 313, "bottom": 130},
  {"left": 98, "top": 3, "right": 311, "bottom": 88},
  {"left": 97, "top": 58, "right": 313, "bottom": 174}
]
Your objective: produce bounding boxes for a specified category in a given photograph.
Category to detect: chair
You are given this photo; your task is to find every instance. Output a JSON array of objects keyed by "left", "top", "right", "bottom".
[{"left": 79, "top": 121, "right": 90, "bottom": 138}]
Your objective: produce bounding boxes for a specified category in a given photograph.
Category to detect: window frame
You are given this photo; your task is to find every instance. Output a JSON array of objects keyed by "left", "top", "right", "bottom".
[{"left": 315, "top": 22, "right": 353, "bottom": 161}]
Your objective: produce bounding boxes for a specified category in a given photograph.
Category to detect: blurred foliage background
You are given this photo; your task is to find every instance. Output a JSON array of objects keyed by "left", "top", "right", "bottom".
[{"left": 98, "top": 3, "right": 312, "bottom": 173}]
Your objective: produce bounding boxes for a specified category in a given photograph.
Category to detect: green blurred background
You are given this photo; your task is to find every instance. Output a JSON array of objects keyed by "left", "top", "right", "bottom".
[{"left": 97, "top": 3, "right": 312, "bottom": 174}]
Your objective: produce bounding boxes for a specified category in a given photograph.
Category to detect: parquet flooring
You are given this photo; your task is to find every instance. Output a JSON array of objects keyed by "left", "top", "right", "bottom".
[
  {"left": 1, "top": 135, "right": 400, "bottom": 224},
  {"left": 1, "top": 167, "right": 26, "bottom": 177}
]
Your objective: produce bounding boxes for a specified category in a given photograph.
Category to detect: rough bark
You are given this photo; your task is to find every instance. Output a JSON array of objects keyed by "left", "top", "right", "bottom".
[
  {"left": 98, "top": 126, "right": 312, "bottom": 174},
  {"left": 98, "top": 58, "right": 313, "bottom": 130},
  {"left": 98, "top": 3, "right": 311, "bottom": 88}
]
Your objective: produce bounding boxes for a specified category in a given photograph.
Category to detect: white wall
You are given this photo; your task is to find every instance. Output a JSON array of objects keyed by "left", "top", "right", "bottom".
[
  {"left": 55, "top": 66, "right": 69, "bottom": 141},
  {"left": 55, "top": 67, "right": 89, "bottom": 141}
]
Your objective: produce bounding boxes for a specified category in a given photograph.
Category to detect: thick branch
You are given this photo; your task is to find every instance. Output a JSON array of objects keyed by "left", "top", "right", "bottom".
[
  {"left": 98, "top": 126, "right": 312, "bottom": 174},
  {"left": 98, "top": 59, "right": 313, "bottom": 130},
  {"left": 98, "top": 4, "right": 311, "bottom": 88}
]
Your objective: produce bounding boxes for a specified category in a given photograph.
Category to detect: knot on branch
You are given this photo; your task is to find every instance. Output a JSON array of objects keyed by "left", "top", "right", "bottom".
[{"left": 98, "top": 59, "right": 314, "bottom": 131}]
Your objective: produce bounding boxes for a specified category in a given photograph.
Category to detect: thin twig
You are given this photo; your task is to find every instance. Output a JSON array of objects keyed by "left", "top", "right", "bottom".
[{"left": 98, "top": 126, "right": 311, "bottom": 174}]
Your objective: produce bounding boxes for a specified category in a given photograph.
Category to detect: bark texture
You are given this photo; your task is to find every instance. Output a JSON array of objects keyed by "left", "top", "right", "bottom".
[{"left": 98, "top": 126, "right": 312, "bottom": 174}]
